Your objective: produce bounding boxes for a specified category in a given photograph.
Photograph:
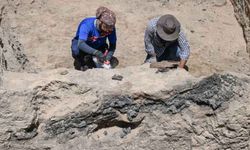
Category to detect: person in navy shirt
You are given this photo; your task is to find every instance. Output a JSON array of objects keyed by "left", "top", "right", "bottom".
[{"left": 71, "top": 7, "right": 118, "bottom": 71}]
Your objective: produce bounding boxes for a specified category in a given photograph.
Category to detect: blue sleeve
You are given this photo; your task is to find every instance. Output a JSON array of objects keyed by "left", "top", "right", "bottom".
[
  {"left": 78, "top": 39, "right": 97, "bottom": 55},
  {"left": 108, "top": 28, "right": 117, "bottom": 44},
  {"left": 78, "top": 23, "right": 90, "bottom": 41}
]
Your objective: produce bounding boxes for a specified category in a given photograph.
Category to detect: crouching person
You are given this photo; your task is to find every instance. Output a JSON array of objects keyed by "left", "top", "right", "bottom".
[
  {"left": 144, "top": 14, "right": 190, "bottom": 69},
  {"left": 71, "top": 6, "right": 118, "bottom": 71}
]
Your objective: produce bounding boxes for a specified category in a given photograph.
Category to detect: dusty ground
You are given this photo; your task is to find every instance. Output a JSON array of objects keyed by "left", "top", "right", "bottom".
[{"left": 7, "top": 0, "right": 250, "bottom": 76}]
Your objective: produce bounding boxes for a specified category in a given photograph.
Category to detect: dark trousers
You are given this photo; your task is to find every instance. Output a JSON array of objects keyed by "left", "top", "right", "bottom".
[
  {"left": 72, "top": 47, "right": 108, "bottom": 71},
  {"left": 157, "top": 42, "right": 181, "bottom": 62},
  {"left": 145, "top": 42, "right": 189, "bottom": 71},
  {"left": 72, "top": 51, "right": 95, "bottom": 71},
  {"left": 145, "top": 42, "right": 181, "bottom": 62}
]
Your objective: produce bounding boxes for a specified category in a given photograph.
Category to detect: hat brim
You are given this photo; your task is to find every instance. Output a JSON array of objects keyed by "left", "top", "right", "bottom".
[{"left": 156, "top": 15, "right": 181, "bottom": 41}]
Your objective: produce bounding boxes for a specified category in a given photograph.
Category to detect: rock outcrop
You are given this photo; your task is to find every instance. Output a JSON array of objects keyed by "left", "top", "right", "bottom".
[
  {"left": 0, "top": 67, "right": 249, "bottom": 150},
  {"left": 0, "top": 1, "right": 30, "bottom": 72},
  {"left": 231, "top": 0, "right": 250, "bottom": 56}
]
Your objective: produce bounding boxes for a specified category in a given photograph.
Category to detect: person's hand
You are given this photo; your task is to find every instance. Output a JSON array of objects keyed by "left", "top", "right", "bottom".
[
  {"left": 178, "top": 60, "right": 187, "bottom": 68},
  {"left": 104, "top": 60, "right": 110, "bottom": 65},
  {"left": 93, "top": 50, "right": 105, "bottom": 63},
  {"left": 102, "top": 60, "right": 111, "bottom": 69}
]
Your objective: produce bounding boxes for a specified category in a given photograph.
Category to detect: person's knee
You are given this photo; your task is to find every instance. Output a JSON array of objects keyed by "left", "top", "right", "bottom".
[
  {"left": 83, "top": 55, "right": 96, "bottom": 68},
  {"left": 83, "top": 55, "right": 93, "bottom": 62}
]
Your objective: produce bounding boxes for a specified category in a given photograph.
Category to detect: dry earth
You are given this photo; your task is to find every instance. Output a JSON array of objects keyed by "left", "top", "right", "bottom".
[{"left": 3, "top": 0, "right": 250, "bottom": 76}]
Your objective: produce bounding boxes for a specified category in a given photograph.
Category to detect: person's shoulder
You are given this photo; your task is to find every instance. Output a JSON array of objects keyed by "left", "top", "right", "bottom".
[
  {"left": 81, "top": 17, "right": 96, "bottom": 24},
  {"left": 151, "top": 16, "right": 161, "bottom": 21},
  {"left": 146, "top": 16, "right": 160, "bottom": 32},
  {"left": 78, "top": 17, "right": 96, "bottom": 31},
  {"left": 179, "top": 27, "right": 187, "bottom": 36},
  {"left": 147, "top": 16, "right": 160, "bottom": 28}
]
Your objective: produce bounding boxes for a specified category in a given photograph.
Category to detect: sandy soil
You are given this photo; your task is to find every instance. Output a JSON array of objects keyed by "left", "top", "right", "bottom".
[{"left": 8, "top": 0, "right": 250, "bottom": 76}]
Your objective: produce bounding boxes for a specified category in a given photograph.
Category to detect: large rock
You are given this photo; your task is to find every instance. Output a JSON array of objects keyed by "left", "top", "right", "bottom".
[
  {"left": 0, "top": 67, "right": 250, "bottom": 149},
  {"left": 0, "top": 1, "right": 31, "bottom": 72},
  {"left": 231, "top": 0, "right": 250, "bottom": 56}
]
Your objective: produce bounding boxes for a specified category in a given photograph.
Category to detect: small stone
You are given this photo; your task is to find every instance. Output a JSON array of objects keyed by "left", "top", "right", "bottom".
[
  {"left": 127, "top": 110, "right": 138, "bottom": 121},
  {"left": 60, "top": 70, "right": 68, "bottom": 75},
  {"left": 112, "top": 74, "right": 123, "bottom": 81},
  {"left": 123, "top": 127, "right": 131, "bottom": 135},
  {"left": 78, "top": 121, "right": 87, "bottom": 128},
  {"left": 213, "top": 0, "right": 227, "bottom": 7},
  {"left": 120, "top": 132, "right": 126, "bottom": 138},
  {"left": 120, "top": 127, "right": 131, "bottom": 138},
  {"left": 103, "top": 131, "right": 108, "bottom": 136}
]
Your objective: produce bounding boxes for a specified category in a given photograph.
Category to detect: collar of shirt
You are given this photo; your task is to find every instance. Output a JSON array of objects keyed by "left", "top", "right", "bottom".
[{"left": 94, "top": 19, "right": 100, "bottom": 31}]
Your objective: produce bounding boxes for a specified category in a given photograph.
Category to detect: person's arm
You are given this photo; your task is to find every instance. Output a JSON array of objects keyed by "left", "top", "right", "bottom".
[
  {"left": 78, "top": 23, "right": 98, "bottom": 54},
  {"left": 178, "top": 30, "right": 190, "bottom": 68},
  {"left": 144, "top": 24, "right": 155, "bottom": 56},
  {"left": 106, "top": 43, "right": 116, "bottom": 61},
  {"left": 77, "top": 22, "right": 104, "bottom": 60},
  {"left": 106, "top": 28, "right": 117, "bottom": 61},
  {"left": 144, "top": 23, "right": 157, "bottom": 63},
  {"left": 179, "top": 59, "right": 187, "bottom": 68},
  {"left": 78, "top": 40, "right": 104, "bottom": 62},
  {"left": 78, "top": 39, "right": 97, "bottom": 54}
]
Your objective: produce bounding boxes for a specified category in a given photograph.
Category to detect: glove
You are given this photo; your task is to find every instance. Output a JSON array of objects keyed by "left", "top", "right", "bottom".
[
  {"left": 93, "top": 50, "right": 105, "bottom": 63},
  {"left": 105, "top": 55, "right": 112, "bottom": 61},
  {"left": 105, "top": 51, "right": 114, "bottom": 61}
]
